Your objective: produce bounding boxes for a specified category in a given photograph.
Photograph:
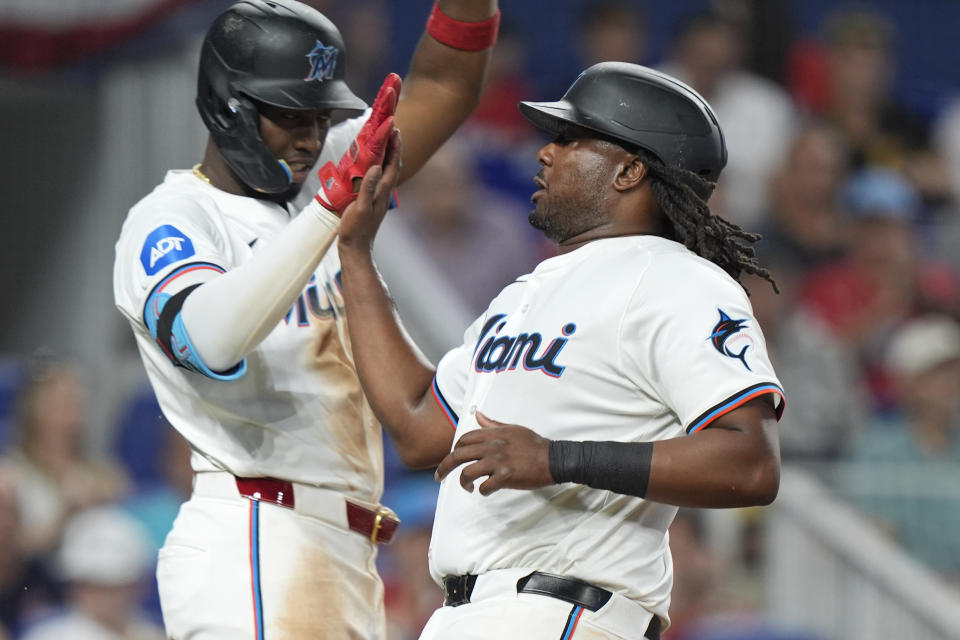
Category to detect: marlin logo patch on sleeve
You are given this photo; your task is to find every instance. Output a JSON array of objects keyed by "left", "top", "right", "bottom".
[
  {"left": 140, "top": 225, "right": 195, "bottom": 276},
  {"left": 709, "top": 309, "right": 753, "bottom": 371},
  {"left": 305, "top": 40, "right": 338, "bottom": 82}
]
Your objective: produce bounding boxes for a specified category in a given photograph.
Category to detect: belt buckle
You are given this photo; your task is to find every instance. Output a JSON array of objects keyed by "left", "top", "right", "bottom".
[
  {"left": 346, "top": 501, "right": 399, "bottom": 544},
  {"left": 370, "top": 505, "right": 399, "bottom": 544},
  {"left": 370, "top": 507, "right": 387, "bottom": 544}
]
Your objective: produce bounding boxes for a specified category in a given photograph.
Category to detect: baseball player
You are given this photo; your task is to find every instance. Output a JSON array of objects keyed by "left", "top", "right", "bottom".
[
  {"left": 112, "top": 1, "right": 499, "bottom": 638},
  {"left": 335, "top": 62, "right": 786, "bottom": 639}
]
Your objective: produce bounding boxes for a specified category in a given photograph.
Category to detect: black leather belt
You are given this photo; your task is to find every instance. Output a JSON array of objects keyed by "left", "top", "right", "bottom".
[
  {"left": 442, "top": 571, "right": 661, "bottom": 640},
  {"left": 442, "top": 573, "right": 478, "bottom": 607},
  {"left": 516, "top": 572, "right": 612, "bottom": 611}
]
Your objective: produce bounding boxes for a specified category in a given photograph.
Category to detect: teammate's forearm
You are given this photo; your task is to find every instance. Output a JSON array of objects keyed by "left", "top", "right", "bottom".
[
  {"left": 180, "top": 201, "right": 339, "bottom": 371},
  {"left": 338, "top": 247, "right": 451, "bottom": 467},
  {"left": 395, "top": 0, "right": 497, "bottom": 181}
]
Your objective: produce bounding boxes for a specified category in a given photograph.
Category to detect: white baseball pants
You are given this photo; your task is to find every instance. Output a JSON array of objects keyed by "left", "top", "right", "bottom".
[{"left": 157, "top": 472, "right": 385, "bottom": 639}]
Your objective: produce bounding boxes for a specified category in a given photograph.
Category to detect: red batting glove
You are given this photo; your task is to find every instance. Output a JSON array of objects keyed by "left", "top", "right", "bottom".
[{"left": 315, "top": 73, "right": 402, "bottom": 215}]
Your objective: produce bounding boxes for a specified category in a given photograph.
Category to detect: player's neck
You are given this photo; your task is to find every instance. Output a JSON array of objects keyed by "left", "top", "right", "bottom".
[
  {"left": 556, "top": 230, "right": 663, "bottom": 254},
  {"left": 196, "top": 145, "right": 246, "bottom": 196},
  {"left": 556, "top": 214, "right": 666, "bottom": 255}
]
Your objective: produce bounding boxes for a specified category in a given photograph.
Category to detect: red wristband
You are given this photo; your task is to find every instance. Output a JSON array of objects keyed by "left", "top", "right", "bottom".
[{"left": 426, "top": 3, "right": 500, "bottom": 51}]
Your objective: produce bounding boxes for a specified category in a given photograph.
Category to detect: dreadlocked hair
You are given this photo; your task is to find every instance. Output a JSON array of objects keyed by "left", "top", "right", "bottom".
[{"left": 641, "top": 152, "right": 778, "bottom": 294}]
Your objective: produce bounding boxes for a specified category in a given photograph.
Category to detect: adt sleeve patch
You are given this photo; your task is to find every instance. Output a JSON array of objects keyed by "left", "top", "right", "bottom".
[{"left": 140, "top": 225, "right": 196, "bottom": 276}]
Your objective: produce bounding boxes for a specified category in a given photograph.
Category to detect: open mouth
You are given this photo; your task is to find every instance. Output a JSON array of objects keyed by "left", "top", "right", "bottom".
[
  {"left": 531, "top": 176, "right": 547, "bottom": 202},
  {"left": 286, "top": 161, "right": 314, "bottom": 182}
]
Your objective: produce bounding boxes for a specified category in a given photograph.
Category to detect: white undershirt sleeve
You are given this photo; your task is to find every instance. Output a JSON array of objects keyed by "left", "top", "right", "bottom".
[{"left": 179, "top": 199, "right": 340, "bottom": 372}]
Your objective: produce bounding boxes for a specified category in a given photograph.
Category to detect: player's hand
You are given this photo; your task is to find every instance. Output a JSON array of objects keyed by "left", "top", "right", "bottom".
[
  {"left": 315, "top": 72, "right": 402, "bottom": 215},
  {"left": 434, "top": 412, "right": 554, "bottom": 496},
  {"left": 339, "top": 127, "right": 402, "bottom": 252}
]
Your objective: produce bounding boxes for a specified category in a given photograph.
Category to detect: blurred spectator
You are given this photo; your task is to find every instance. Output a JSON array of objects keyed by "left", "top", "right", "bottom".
[
  {"left": 121, "top": 426, "right": 192, "bottom": 554},
  {"left": 789, "top": 7, "right": 944, "bottom": 196},
  {"left": 847, "top": 314, "right": 960, "bottom": 575},
  {"left": 755, "top": 122, "right": 851, "bottom": 278},
  {"left": 332, "top": 0, "right": 392, "bottom": 102},
  {"left": 20, "top": 506, "right": 163, "bottom": 640},
  {"left": 468, "top": 20, "right": 538, "bottom": 144},
  {"left": 799, "top": 167, "right": 960, "bottom": 412},
  {"left": 121, "top": 427, "right": 193, "bottom": 625},
  {"left": 659, "top": 9, "right": 796, "bottom": 228},
  {"left": 395, "top": 135, "right": 544, "bottom": 315},
  {"left": 1, "top": 355, "right": 130, "bottom": 560},
  {"left": 463, "top": 20, "right": 544, "bottom": 208},
  {"left": 574, "top": 0, "right": 648, "bottom": 68},
  {"left": 379, "top": 473, "right": 442, "bottom": 640},
  {"left": 710, "top": 0, "right": 792, "bottom": 85},
  {"left": 0, "top": 465, "right": 60, "bottom": 637},
  {"left": 929, "top": 98, "right": 960, "bottom": 274},
  {"left": 753, "top": 125, "right": 871, "bottom": 458},
  {"left": 859, "top": 314, "right": 960, "bottom": 460},
  {"left": 747, "top": 267, "right": 867, "bottom": 461},
  {"left": 934, "top": 97, "right": 960, "bottom": 207}
]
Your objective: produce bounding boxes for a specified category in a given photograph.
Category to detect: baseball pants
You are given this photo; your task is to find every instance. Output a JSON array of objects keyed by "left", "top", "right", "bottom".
[
  {"left": 157, "top": 471, "right": 386, "bottom": 640},
  {"left": 419, "top": 568, "right": 662, "bottom": 640}
]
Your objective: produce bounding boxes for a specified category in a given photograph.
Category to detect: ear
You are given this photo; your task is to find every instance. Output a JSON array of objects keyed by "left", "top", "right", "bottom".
[{"left": 613, "top": 155, "right": 648, "bottom": 192}]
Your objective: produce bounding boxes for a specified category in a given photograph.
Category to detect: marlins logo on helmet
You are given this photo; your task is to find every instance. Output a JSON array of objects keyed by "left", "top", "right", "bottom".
[{"left": 305, "top": 40, "right": 338, "bottom": 82}]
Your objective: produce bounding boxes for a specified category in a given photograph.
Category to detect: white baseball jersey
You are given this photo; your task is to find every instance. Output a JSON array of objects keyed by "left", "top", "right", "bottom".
[
  {"left": 429, "top": 235, "right": 784, "bottom": 622},
  {"left": 112, "top": 113, "right": 384, "bottom": 504}
]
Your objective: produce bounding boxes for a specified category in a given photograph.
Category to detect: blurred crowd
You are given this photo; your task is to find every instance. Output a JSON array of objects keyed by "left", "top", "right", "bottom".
[
  {"left": 0, "top": 356, "right": 172, "bottom": 639},
  {"left": 0, "top": 1, "right": 959, "bottom": 639}
]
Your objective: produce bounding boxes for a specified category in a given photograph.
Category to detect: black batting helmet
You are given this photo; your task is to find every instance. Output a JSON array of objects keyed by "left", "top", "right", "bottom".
[
  {"left": 197, "top": 0, "right": 367, "bottom": 194},
  {"left": 519, "top": 62, "right": 727, "bottom": 198}
]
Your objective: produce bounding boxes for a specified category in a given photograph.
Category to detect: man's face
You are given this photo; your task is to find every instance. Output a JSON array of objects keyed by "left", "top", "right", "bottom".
[
  {"left": 902, "top": 358, "right": 960, "bottom": 424},
  {"left": 257, "top": 103, "right": 332, "bottom": 199},
  {"left": 529, "top": 124, "right": 617, "bottom": 244}
]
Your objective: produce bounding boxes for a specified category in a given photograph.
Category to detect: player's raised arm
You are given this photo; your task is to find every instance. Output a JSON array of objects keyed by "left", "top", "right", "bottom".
[
  {"left": 393, "top": 0, "right": 500, "bottom": 182},
  {"left": 337, "top": 130, "right": 456, "bottom": 469},
  {"left": 171, "top": 79, "right": 400, "bottom": 374}
]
